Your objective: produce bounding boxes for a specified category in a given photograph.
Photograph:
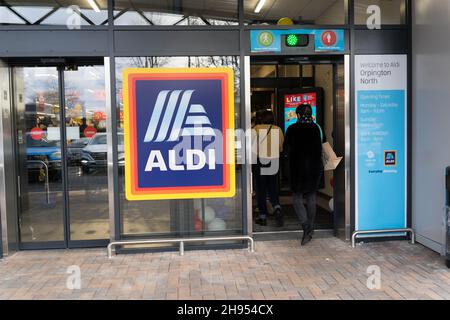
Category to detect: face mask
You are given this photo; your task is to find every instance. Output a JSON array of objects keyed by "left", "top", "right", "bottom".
[{"left": 299, "top": 114, "right": 313, "bottom": 124}]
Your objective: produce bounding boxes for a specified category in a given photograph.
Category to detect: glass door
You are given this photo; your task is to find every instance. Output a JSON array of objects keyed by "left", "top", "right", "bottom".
[
  {"left": 64, "top": 66, "right": 109, "bottom": 244},
  {"left": 14, "top": 64, "right": 109, "bottom": 249},
  {"left": 14, "top": 67, "right": 65, "bottom": 248}
]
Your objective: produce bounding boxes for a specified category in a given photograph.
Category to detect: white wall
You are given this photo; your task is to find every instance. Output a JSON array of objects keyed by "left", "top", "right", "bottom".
[{"left": 413, "top": 0, "right": 450, "bottom": 253}]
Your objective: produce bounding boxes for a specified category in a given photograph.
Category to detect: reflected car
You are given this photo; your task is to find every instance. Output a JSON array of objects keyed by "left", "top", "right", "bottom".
[
  {"left": 26, "top": 134, "right": 61, "bottom": 182},
  {"left": 81, "top": 133, "right": 124, "bottom": 174},
  {"left": 67, "top": 138, "right": 90, "bottom": 166}
]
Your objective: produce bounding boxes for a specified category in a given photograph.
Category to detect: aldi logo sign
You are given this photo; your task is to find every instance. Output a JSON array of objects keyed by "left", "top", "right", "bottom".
[{"left": 123, "top": 68, "right": 235, "bottom": 200}]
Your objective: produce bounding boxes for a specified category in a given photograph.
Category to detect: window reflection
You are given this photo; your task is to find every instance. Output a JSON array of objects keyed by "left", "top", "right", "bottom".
[
  {"left": 15, "top": 67, "right": 65, "bottom": 243},
  {"left": 0, "top": 0, "right": 108, "bottom": 25},
  {"left": 354, "top": 0, "right": 406, "bottom": 25},
  {"left": 114, "top": 0, "right": 238, "bottom": 26},
  {"left": 65, "top": 66, "right": 109, "bottom": 241},
  {"left": 244, "top": 0, "right": 346, "bottom": 25}
]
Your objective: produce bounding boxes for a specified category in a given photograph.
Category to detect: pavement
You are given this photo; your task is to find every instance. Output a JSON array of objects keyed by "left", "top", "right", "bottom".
[{"left": 0, "top": 237, "right": 449, "bottom": 300}]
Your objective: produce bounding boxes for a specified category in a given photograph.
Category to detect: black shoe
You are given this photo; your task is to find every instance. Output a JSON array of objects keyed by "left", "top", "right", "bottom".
[
  {"left": 301, "top": 233, "right": 312, "bottom": 246},
  {"left": 276, "top": 218, "right": 284, "bottom": 228},
  {"left": 274, "top": 207, "right": 284, "bottom": 227},
  {"left": 307, "top": 224, "right": 315, "bottom": 237},
  {"left": 255, "top": 218, "right": 267, "bottom": 226},
  {"left": 301, "top": 223, "right": 312, "bottom": 245}
]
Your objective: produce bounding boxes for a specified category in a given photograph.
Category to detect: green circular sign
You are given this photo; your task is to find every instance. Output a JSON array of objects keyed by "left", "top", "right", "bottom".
[
  {"left": 286, "top": 34, "right": 299, "bottom": 47},
  {"left": 258, "top": 31, "right": 274, "bottom": 47}
]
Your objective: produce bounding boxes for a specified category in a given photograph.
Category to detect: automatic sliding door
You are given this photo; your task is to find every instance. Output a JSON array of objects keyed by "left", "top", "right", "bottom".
[
  {"left": 64, "top": 66, "right": 109, "bottom": 242},
  {"left": 14, "top": 64, "right": 109, "bottom": 248},
  {"left": 15, "top": 67, "right": 64, "bottom": 246}
]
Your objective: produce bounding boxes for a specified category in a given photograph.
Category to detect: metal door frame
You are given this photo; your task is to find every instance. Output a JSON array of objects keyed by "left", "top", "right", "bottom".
[{"left": 244, "top": 54, "right": 351, "bottom": 240}]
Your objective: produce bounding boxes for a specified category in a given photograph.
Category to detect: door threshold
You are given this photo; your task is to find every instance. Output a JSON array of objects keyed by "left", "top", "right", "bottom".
[
  {"left": 253, "top": 229, "right": 335, "bottom": 241},
  {"left": 253, "top": 229, "right": 333, "bottom": 235}
]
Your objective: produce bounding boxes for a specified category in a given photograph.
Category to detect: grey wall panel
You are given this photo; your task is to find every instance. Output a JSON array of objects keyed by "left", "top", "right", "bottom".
[
  {"left": 412, "top": 0, "right": 450, "bottom": 254},
  {"left": 114, "top": 31, "right": 240, "bottom": 56},
  {"left": 0, "top": 31, "right": 108, "bottom": 57},
  {"left": 354, "top": 29, "right": 408, "bottom": 54}
]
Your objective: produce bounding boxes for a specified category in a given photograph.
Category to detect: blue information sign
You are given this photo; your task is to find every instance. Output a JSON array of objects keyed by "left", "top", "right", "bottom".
[
  {"left": 250, "top": 29, "right": 345, "bottom": 53},
  {"left": 355, "top": 55, "right": 408, "bottom": 232}
]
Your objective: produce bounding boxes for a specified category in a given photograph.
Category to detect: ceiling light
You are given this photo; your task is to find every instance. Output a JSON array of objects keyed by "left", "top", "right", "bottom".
[
  {"left": 254, "top": 0, "right": 266, "bottom": 14},
  {"left": 87, "top": 0, "right": 101, "bottom": 13}
]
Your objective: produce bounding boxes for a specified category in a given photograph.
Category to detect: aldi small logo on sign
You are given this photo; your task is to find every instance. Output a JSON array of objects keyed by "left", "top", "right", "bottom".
[
  {"left": 123, "top": 68, "right": 235, "bottom": 200},
  {"left": 384, "top": 150, "right": 397, "bottom": 166}
]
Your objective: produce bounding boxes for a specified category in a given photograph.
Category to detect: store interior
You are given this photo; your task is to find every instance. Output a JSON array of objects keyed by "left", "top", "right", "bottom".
[{"left": 250, "top": 55, "right": 345, "bottom": 234}]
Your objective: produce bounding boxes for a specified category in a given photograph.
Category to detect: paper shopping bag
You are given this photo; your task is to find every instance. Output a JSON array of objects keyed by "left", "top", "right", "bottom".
[{"left": 322, "top": 142, "right": 343, "bottom": 171}]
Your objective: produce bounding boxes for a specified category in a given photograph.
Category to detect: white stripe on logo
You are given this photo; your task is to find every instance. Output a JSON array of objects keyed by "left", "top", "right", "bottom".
[
  {"left": 144, "top": 89, "right": 216, "bottom": 143},
  {"left": 155, "top": 90, "right": 182, "bottom": 142},
  {"left": 143, "top": 90, "right": 169, "bottom": 143}
]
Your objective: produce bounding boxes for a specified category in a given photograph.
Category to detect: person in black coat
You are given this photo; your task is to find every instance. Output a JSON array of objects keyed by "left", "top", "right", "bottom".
[{"left": 284, "top": 104, "right": 324, "bottom": 245}]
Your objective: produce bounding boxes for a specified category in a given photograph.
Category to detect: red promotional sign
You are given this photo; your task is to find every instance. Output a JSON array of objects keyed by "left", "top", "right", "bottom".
[
  {"left": 84, "top": 126, "right": 97, "bottom": 138},
  {"left": 38, "top": 94, "right": 45, "bottom": 111},
  {"left": 30, "top": 127, "right": 45, "bottom": 140},
  {"left": 284, "top": 92, "right": 317, "bottom": 108},
  {"left": 321, "top": 30, "right": 337, "bottom": 47},
  {"left": 93, "top": 111, "right": 106, "bottom": 122}
]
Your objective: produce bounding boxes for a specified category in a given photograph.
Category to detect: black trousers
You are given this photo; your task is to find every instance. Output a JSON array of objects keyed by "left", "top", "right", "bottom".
[{"left": 254, "top": 165, "right": 280, "bottom": 219}]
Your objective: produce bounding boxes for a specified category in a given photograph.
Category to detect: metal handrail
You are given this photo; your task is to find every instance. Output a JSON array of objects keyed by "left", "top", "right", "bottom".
[
  {"left": 107, "top": 235, "right": 254, "bottom": 259},
  {"left": 352, "top": 228, "right": 415, "bottom": 248},
  {"left": 27, "top": 160, "right": 50, "bottom": 204}
]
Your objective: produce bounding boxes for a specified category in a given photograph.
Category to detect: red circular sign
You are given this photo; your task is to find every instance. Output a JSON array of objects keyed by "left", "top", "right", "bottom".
[
  {"left": 84, "top": 126, "right": 97, "bottom": 138},
  {"left": 30, "top": 127, "right": 45, "bottom": 140},
  {"left": 93, "top": 111, "right": 106, "bottom": 122},
  {"left": 321, "top": 31, "right": 337, "bottom": 47}
]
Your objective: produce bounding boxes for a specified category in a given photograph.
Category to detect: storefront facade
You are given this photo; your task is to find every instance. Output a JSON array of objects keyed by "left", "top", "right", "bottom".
[{"left": 0, "top": 0, "right": 412, "bottom": 256}]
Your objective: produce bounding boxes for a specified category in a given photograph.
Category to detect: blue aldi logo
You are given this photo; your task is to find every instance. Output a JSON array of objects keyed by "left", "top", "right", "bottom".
[
  {"left": 123, "top": 68, "right": 235, "bottom": 200},
  {"left": 384, "top": 150, "right": 397, "bottom": 166}
]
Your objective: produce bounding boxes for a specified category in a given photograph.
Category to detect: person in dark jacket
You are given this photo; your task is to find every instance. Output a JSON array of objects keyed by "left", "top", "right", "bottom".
[{"left": 284, "top": 104, "right": 323, "bottom": 245}]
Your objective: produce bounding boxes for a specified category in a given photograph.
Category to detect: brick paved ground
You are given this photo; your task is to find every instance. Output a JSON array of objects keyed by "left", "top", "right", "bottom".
[{"left": 0, "top": 238, "right": 449, "bottom": 300}]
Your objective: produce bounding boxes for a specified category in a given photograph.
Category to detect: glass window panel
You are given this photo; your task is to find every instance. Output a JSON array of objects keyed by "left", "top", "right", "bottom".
[
  {"left": 143, "top": 11, "right": 184, "bottom": 26},
  {"left": 354, "top": 0, "right": 406, "bottom": 25},
  {"left": 250, "top": 65, "right": 277, "bottom": 78},
  {"left": 245, "top": 0, "right": 346, "bottom": 25},
  {"left": 278, "top": 65, "right": 300, "bottom": 78},
  {"left": 41, "top": 7, "right": 91, "bottom": 26},
  {"left": 80, "top": 8, "right": 108, "bottom": 25},
  {"left": 0, "top": 6, "right": 26, "bottom": 24},
  {"left": 11, "top": 6, "right": 53, "bottom": 24},
  {"left": 113, "top": 10, "right": 150, "bottom": 25},
  {"left": 64, "top": 66, "right": 109, "bottom": 241},
  {"left": 14, "top": 67, "right": 64, "bottom": 243},
  {"left": 0, "top": 0, "right": 108, "bottom": 25},
  {"left": 114, "top": 0, "right": 238, "bottom": 26},
  {"left": 115, "top": 56, "right": 242, "bottom": 238},
  {"left": 302, "top": 65, "right": 314, "bottom": 77}
]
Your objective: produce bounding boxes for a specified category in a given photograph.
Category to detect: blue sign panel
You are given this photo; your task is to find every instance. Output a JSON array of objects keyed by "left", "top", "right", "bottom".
[
  {"left": 314, "top": 30, "right": 345, "bottom": 52},
  {"left": 250, "top": 29, "right": 345, "bottom": 53},
  {"left": 357, "top": 90, "right": 406, "bottom": 230},
  {"left": 355, "top": 55, "right": 408, "bottom": 232},
  {"left": 250, "top": 30, "right": 282, "bottom": 53}
]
